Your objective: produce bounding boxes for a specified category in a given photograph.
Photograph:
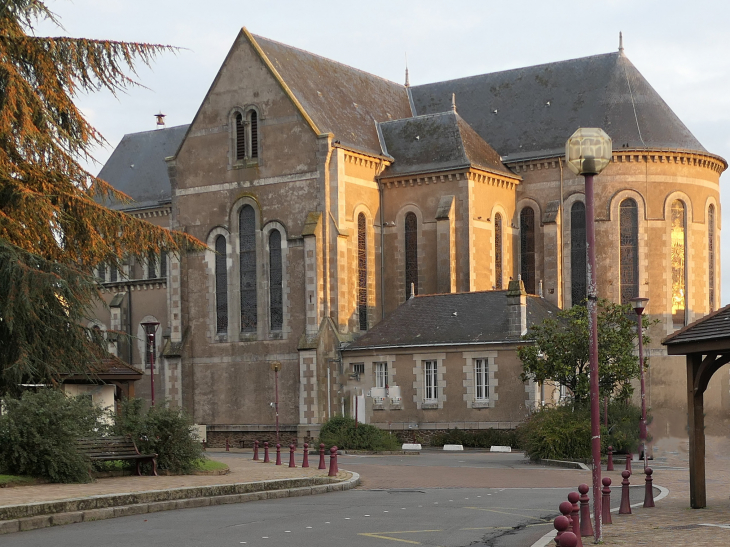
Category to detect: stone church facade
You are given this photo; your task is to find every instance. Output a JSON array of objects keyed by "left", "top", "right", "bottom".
[{"left": 94, "top": 28, "right": 726, "bottom": 445}]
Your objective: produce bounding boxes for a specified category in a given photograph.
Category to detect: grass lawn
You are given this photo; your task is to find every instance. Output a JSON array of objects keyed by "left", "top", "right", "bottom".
[
  {"left": 196, "top": 459, "right": 229, "bottom": 472},
  {"left": 0, "top": 474, "right": 37, "bottom": 487}
]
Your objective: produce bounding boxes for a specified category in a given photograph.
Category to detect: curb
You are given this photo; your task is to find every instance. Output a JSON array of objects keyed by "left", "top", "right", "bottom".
[
  {"left": 0, "top": 473, "right": 360, "bottom": 535},
  {"left": 529, "top": 483, "right": 670, "bottom": 547},
  {"left": 338, "top": 450, "right": 419, "bottom": 455},
  {"left": 535, "top": 459, "right": 591, "bottom": 471}
]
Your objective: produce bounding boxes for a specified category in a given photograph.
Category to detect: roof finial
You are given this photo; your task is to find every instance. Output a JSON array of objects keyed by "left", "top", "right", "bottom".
[
  {"left": 619, "top": 31, "right": 624, "bottom": 53},
  {"left": 404, "top": 52, "right": 410, "bottom": 87},
  {"left": 154, "top": 111, "right": 166, "bottom": 128},
  {"left": 451, "top": 93, "right": 457, "bottom": 112}
]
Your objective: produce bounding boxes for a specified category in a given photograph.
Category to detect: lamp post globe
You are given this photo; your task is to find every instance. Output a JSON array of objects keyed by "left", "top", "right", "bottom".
[{"left": 566, "top": 127, "right": 612, "bottom": 542}]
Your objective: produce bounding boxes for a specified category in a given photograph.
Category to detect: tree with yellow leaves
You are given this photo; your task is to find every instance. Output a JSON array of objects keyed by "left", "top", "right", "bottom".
[{"left": 0, "top": 1, "right": 203, "bottom": 395}]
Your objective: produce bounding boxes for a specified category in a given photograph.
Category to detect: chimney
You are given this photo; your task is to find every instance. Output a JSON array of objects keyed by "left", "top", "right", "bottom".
[{"left": 506, "top": 277, "right": 527, "bottom": 338}]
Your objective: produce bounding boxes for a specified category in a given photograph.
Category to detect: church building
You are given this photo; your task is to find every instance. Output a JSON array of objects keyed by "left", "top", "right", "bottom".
[{"left": 93, "top": 29, "right": 726, "bottom": 446}]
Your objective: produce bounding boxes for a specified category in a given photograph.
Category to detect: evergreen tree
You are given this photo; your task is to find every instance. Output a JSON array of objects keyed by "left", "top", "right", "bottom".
[{"left": 0, "top": 1, "right": 203, "bottom": 394}]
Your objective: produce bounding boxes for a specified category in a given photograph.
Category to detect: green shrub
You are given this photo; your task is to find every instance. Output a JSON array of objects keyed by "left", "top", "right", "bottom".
[
  {"left": 318, "top": 416, "right": 400, "bottom": 451},
  {"left": 517, "top": 405, "right": 607, "bottom": 461},
  {"left": 431, "top": 428, "right": 518, "bottom": 449},
  {"left": 0, "top": 389, "right": 106, "bottom": 483},
  {"left": 114, "top": 398, "right": 204, "bottom": 474},
  {"left": 602, "top": 400, "right": 648, "bottom": 455}
]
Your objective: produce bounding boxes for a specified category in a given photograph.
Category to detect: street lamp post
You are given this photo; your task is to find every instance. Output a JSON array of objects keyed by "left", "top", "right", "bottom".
[
  {"left": 630, "top": 296, "right": 650, "bottom": 469},
  {"left": 270, "top": 361, "right": 282, "bottom": 443},
  {"left": 566, "top": 127, "right": 613, "bottom": 543},
  {"left": 140, "top": 321, "right": 160, "bottom": 406}
]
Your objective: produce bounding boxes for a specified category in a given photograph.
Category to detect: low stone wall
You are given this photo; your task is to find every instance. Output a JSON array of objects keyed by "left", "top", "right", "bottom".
[
  {"left": 206, "top": 431, "right": 317, "bottom": 449},
  {"left": 391, "top": 428, "right": 517, "bottom": 447}
]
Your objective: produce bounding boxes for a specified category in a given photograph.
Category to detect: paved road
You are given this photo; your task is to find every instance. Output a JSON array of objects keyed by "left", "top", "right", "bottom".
[{"left": 5, "top": 452, "right": 598, "bottom": 547}]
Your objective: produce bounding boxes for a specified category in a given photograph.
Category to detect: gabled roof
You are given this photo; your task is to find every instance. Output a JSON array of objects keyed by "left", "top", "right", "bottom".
[
  {"left": 344, "top": 290, "right": 561, "bottom": 351},
  {"left": 252, "top": 33, "right": 412, "bottom": 157},
  {"left": 62, "top": 357, "right": 144, "bottom": 380},
  {"left": 410, "top": 51, "right": 706, "bottom": 161},
  {"left": 663, "top": 304, "right": 730, "bottom": 352},
  {"left": 97, "top": 124, "right": 189, "bottom": 210},
  {"left": 378, "top": 110, "right": 516, "bottom": 178}
]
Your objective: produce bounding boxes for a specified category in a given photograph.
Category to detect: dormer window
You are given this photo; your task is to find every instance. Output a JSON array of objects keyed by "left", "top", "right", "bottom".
[{"left": 230, "top": 107, "right": 260, "bottom": 166}]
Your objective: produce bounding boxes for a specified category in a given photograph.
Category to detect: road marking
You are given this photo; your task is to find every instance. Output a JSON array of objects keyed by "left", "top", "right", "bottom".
[
  {"left": 464, "top": 507, "right": 551, "bottom": 521},
  {"left": 359, "top": 530, "right": 444, "bottom": 544}
]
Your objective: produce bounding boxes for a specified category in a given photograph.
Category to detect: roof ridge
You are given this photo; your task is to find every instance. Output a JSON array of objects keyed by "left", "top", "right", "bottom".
[
  {"left": 379, "top": 110, "right": 456, "bottom": 126},
  {"left": 252, "top": 33, "right": 405, "bottom": 90},
  {"left": 412, "top": 51, "right": 619, "bottom": 89},
  {"left": 120, "top": 124, "right": 189, "bottom": 140}
]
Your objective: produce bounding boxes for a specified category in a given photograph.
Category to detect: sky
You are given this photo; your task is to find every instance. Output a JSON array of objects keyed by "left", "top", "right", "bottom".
[{"left": 36, "top": 0, "right": 730, "bottom": 302}]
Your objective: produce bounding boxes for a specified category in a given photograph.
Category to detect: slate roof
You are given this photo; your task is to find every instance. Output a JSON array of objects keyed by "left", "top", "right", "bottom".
[
  {"left": 254, "top": 34, "right": 412, "bottom": 157},
  {"left": 410, "top": 51, "right": 706, "bottom": 161},
  {"left": 379, "top": 110, "right": 515, "bottom": 178},
  {"left": 344, "top": 291, "right": 561, "bottom": 351},
  {"left": 62, "top": 358, "right": 144, "bottom": 380},
  {"left": 663, "top": 304, "right": 730, "bottom": 349},
  {"left": 97, "top": 124, "right": 189, "bottom": 210}
]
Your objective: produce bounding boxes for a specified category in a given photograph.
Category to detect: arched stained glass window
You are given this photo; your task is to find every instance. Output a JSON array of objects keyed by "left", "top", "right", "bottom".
[
  {"left": 235, "top": 113, "right": 246, "bottom": 161},
  {"left": 619, "top": 199, "right": 639, "bottom": 304},
  {"left": 570, "top": 201, "right": 587, "bottom": 305},
  {"left": 671, "top": 200, "right": 687, "bottom": 328},
  {"left": 215, "top": 235, "right": 228, "bottom": 334},
  {"left": 494, "top": 213, "right": 503, "bottom": 290},
  {"left": 269, "top": 230, "right": 283, "bottom": 331},
  {"left": 708, "top": 204, "right": 716, "bottom": 312},
  {"left": 357, "top": 213, "right": 368, "bottom": 331},
  {"left": 520, "top": 207, "right": 536, "bottom": 294},
  {"left": 404, "top": 212, "right": 418, "bottom": 299},
  {"left": 239, "top": 205, "right": 257, "bottom": 332},
  {"left": 249, "top": 111, "right": 258, "bottom": 159}
]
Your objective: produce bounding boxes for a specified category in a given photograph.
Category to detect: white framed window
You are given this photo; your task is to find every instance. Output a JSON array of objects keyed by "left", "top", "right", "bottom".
[
  {"left": 375, "top": 362, "right": 388, "bottom": 389},
  {"left": 474, "top": 359, "right": 489, "bottom": 401},
  {"left": 424, "top": 360, "right": 438, "bottom": 401}
]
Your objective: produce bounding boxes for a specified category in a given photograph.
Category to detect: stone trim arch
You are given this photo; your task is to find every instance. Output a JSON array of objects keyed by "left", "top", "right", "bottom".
[
  {"left": 352, "top": 203, "right": 377, "bottom": 331},
  {"left": 395, "top": 204, "right": 425, "bottom": 302},
  {"left": 204, "top": 226, "right": 232, "bottom": 341},
  {"left": 664, "top": 191, "right": 692, "bottom": 330},
  {"left": 489, "top": 204, "right": 511, "bottom": 290},
  {"left": 230, "top": 195, "right": 264, "bottom": 339},
  {"left": 608, "top": 190, "right": 648, "bottom": 306},
  {"left": 262, "top": 221, "right": 291, "bottom": 339},
  {"left": 562, "top": 192, "right": 585, "bottom": 307},
  {"left": 515, "top": 199, "right": 541, "bottom": 295},
  {"left": 228, "top": 105, "right": 262, "bottom": 168}
]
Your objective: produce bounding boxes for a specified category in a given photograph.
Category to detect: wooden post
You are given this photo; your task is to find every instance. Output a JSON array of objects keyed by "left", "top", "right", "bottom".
[{"left": 687, "top": 354, "right": 706, "bottom": 509}]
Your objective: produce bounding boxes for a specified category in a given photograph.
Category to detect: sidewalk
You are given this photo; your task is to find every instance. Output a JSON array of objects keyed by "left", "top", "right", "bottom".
[
  {"left": 0, "top": 450, "right": 357, "bottom": 534},
  {"left": 598, "top": 435, "right": 730, "bottom": 546}
]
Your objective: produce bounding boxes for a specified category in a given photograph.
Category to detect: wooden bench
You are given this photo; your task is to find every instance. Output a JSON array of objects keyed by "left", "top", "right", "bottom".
[{"left": 77, "top": 435, "right": 158, "bottom": 476}]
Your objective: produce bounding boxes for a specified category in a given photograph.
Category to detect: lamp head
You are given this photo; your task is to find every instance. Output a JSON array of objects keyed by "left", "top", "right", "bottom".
[
  {"left": 630, "top": 296, "right": 649, "bottom": 315},
  {"left": 565, "top": 127, "right": 612, "bottom": 176}
]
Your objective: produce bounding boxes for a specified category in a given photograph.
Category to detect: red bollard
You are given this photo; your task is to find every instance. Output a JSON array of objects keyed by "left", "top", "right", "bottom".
[
  {"left": 625, "top": 452, "right": 632, "bottom": 474},
  {"left": 276, "top": 443, "right": 282, "bottom": 465},
  {"left": 560, "top": 531, "right": 578, "bottom": 547},
  {"left": 302, "top": 443, "right": 310, "bottom": 468},
  {"left": 253, "top": 440, "right": 259, "bottom": 461},
  {"left": 619, "top": 470, "right": 632, "bottom": 514},
  {"left": 558, "top": 502, "right": 573, "bottom": 546},
  {"left": 601, "top": 477, "right": 613, "bottom": 525},
  {"left": 554, "top": 515, "right": 571, "bottom": 546},
  {"left": 567, "top": 492, "right": 583, "bottom": 547},
  {"left": 643, "top": 467, "right": 655, "bottom": 508},
  {"left": 328, "top": 445, "right": 339, "bottom": 477},
  {"left": 225, "top": 437, "right": 230, "bottom": 452},
  {"left": 263, "top": 441, "right": 270, "bottom": 463},
  {"left": 578, "top": 483, "right": 593, "bottom": 537},
  {"left": 289, "top": 444, "right": 296, "bottom": 468},
  {"left": 318, "top": 443, "right": 326, "bottom": 470},
  {"left": 607, "top": 445, "right": 614, "bottom": 471}
]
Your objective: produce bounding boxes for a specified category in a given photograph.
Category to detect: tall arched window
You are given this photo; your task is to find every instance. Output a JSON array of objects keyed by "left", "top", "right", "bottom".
[
  {"left": 147, "top": 250, "right": 157, "bottom": 279},
  {"left": 235, "top": 113, "right": 246, "bottom": 161},
  {"left": 570, "top": 202, "right": 587, "bottom": 305},
  {"left": 215, "top": 235, "right": 228, "bottom": 334},
  {"left": 671, "top": 200, "right": 687, "bottom": 328},
  {"left": 708, "top": 204, "right": 716, "bottom": 312},
  {"left": 249, "top": 111, "right": 258, "bottom": 159},
  {"left": 519, "top": 207, "right": 535, "bottom": 294},
  {"left": 494, "top": 213, "right": 503, "bottom": 290},
  {"left": 357, "top": 213, "right": 368, "bottom": 330},
  {"left": 239, "top": 205, "right": 257, "bottom": 332},
  {"left": 269, "top": 230, "right": 283, "bottom": 331},
  {"left": 405, "top": 212, "right": 418, "bottom": 298},
  {"left": 619, "top": 199, "right": 639, "bottom": 304}
]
